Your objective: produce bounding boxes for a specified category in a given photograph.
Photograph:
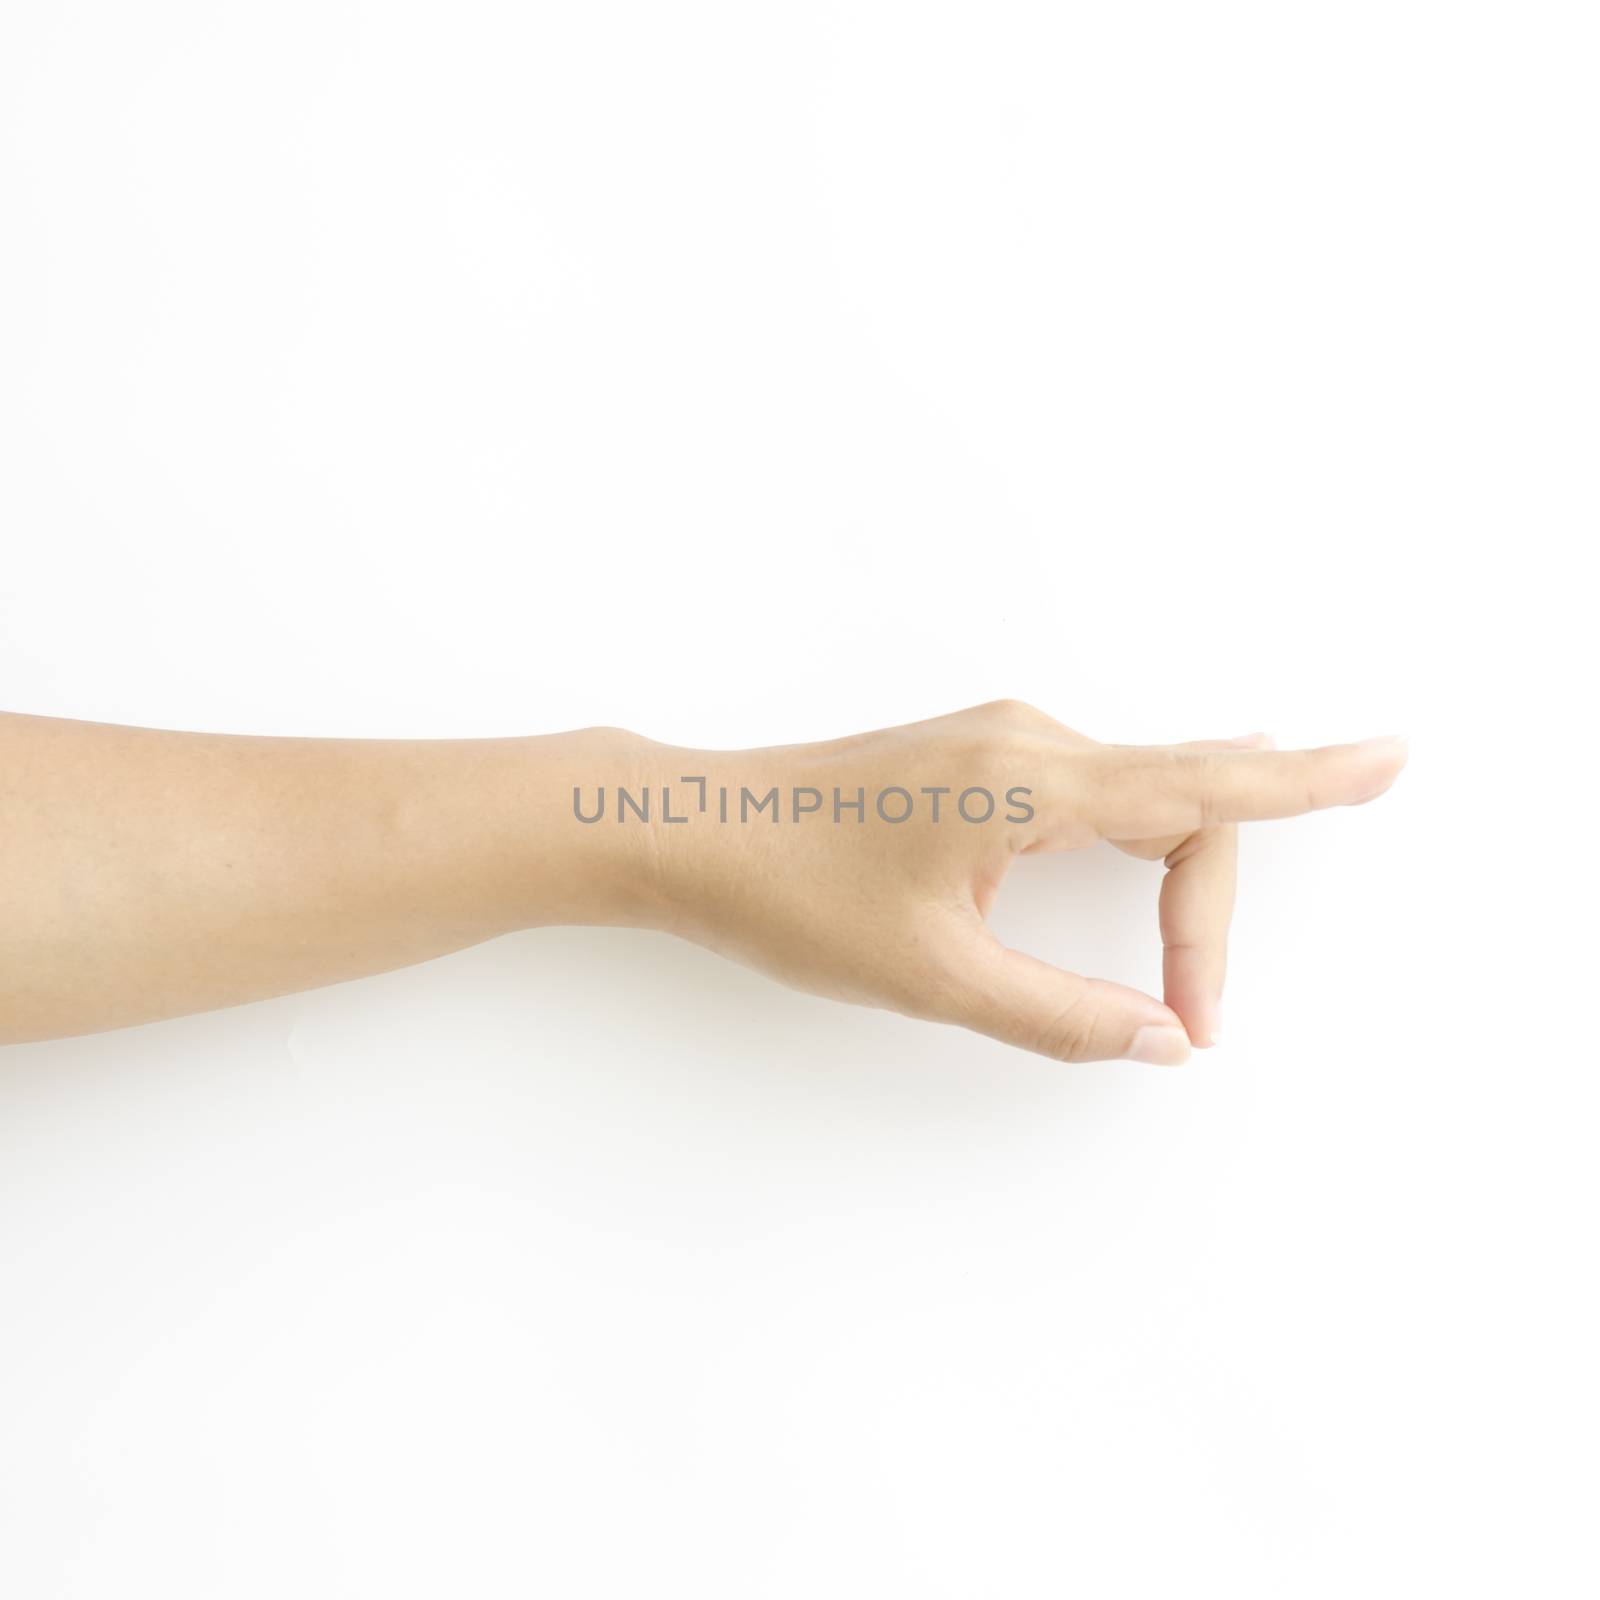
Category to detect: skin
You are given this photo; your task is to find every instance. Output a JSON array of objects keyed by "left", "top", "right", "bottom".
[{"left": 0, "top": 702, "right": 1407, "bottom": 1059}]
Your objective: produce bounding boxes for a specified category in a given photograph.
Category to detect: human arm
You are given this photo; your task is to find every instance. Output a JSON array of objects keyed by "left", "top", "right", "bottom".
[{"left": 0, "top": 703, "right": 1406, "bottom": 1057}]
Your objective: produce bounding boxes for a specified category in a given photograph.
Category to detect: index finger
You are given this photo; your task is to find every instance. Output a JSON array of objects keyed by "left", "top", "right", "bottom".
[{"left": 1078, "top": 736, "right": 1409, "bottom": 839}]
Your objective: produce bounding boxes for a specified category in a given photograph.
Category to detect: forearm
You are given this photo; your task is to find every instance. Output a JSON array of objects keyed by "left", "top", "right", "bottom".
[
  {"left": 0, "top": 714, "right": 657, "bottom": 1045},
  {"left": 0, "top": 702, "right": 1405, "bottom": 1062}
]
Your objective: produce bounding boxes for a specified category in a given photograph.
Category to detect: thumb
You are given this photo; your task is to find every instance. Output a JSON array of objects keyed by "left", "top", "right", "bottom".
[{"left": 955, "top": 935, "right": 1192, "bottom": 1065}]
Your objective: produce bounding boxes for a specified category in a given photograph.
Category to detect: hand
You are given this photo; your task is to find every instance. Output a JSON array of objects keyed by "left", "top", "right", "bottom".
[
  {"left": 621, "top": 701, "right": 1408, "bottom": 1064},
  {"left": 0, "top": 706, "right": 1405, "bottom": 1049}
]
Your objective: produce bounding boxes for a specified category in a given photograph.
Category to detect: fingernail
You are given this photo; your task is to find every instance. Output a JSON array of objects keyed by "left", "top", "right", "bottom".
[
  {"left": 1123, "top": 1025, "right": 1191, "bottom": 1066},
  {"left": 1348, "top": 735, "right": 1410, "bottom": 802},
  {"left": 1207, "top": 1008, "right": 1222, "bottom": 1047},
  {"left": 1230, "top": 732, "right": 1275, "bottom": 749}
]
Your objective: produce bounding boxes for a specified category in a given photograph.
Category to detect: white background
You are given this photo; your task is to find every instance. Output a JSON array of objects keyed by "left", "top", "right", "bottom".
[{"left": 1, "top": 3, "right": 1595, "bottom": 1595}]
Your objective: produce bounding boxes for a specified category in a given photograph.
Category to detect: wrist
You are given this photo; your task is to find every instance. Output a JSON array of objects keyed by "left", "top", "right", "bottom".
[{"left": 502, "top": 726, "right": 676, "bottom": 933}]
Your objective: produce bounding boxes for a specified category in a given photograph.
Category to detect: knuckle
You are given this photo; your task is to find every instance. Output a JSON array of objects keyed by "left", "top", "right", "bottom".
[
  {"left": 982, "top": 698, "right": 1049, "bottom": 729},
  {"left": 1298, "top": 749, "right": 1322, "bottom": 812},
  {"left": 1168, "top": 749, "right": 1218, "bottom": 825},
  {"left": 1034, "top": 988, "right": 1101, "bottom": 1062}
]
